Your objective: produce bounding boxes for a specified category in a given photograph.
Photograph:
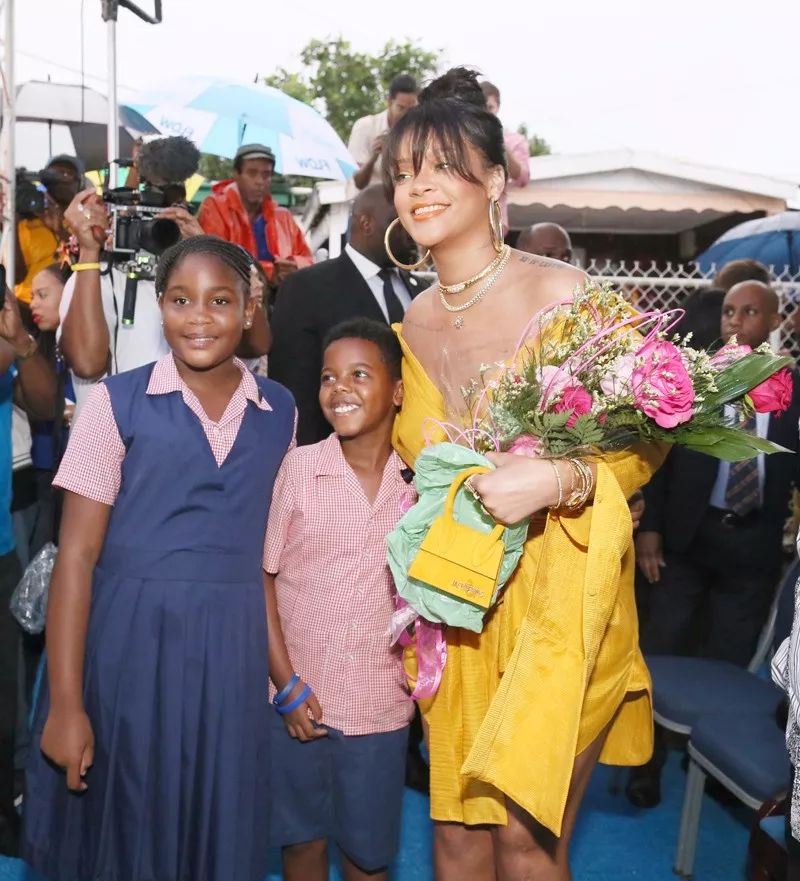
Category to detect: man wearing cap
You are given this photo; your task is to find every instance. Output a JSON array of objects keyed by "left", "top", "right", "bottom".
[
  {"left": 198, "top": 144, "right": 312, "bottom": 285},
  {"left": 14, "top": 155, "right": 84, "bottom": 304}
]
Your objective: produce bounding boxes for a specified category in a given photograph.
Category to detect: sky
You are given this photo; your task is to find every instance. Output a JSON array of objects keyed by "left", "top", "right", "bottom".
[{"left": 8, "top": 0, "right": 800, "bottom": 181}]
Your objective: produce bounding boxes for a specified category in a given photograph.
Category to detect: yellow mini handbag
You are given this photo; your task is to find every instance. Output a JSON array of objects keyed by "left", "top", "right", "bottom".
[{"left": 408, "top": 467, "right": 506, "bottom": 610}]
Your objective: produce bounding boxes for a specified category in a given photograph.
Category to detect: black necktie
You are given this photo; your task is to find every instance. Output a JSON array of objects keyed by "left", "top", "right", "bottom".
[
  {"left": 377, "top": 268, "right": 405, "bottom": 324},
  {"left": 725, "top": 414, "right": 760, "bottom": 516}
]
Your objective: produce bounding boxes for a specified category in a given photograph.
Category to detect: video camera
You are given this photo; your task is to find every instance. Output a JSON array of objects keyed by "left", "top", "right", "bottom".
[
  {"left": 104, "top": 184, "right": 181, "bottom": 262},
  {"left": 101, "top": 135, "right": 200, "bottom": 325},
  {"left": 16, "top": 166, "right": 79, "bottom": 218}
]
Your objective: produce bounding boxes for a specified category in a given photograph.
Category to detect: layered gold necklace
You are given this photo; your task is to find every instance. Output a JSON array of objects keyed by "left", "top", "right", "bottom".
[
  {"left": 438, "top": 246, "right": 512, "bottom": 329},
  {"left": 438, "top": 245, "right": 511, "bottom": 295}
]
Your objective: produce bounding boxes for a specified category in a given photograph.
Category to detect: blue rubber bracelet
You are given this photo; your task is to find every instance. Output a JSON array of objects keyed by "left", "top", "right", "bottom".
[
  {"left": 272, "top": 673, "right": 300, "bottom": 707},
  {"left": 275, "top": 684, "right": 312, "bottom": 716}
]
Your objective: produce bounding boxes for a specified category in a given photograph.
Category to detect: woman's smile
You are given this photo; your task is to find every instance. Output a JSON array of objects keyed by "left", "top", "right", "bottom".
[{"left": 411, "top": 202, "right": 450, "bottom": 221}]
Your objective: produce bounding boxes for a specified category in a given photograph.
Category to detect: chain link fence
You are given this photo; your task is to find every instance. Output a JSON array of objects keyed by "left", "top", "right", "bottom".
[{"left": 584, "top": 260, "right": 800, "bottom": 357}]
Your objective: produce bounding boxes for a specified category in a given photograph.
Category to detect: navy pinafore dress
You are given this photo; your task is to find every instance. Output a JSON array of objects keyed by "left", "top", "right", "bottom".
[{"left": 23, "top": 363, "right": 295, "bottom": 881}]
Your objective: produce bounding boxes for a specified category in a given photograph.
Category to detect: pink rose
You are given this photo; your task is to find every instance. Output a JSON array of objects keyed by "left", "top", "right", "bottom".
[
  {"left": 710, "top": 342, "right": 752, "bottom": 369},
  {"left": 508, "top": 434, "right": 543, "bottom": 458},
  {"left": 600, "top": 353, "right": 636, "bottom": 397},
  {"left": 552, "top": 382, "right": 593, "bottom": 427},
  {"left": 631, "top": 340, "right": 695, "bottom": 429},
  {"left": 748, "top": 368, "right": 793, "bottom": 415},
  {"left": 538, "top": 365, "right": 572, "bottom": 404}
]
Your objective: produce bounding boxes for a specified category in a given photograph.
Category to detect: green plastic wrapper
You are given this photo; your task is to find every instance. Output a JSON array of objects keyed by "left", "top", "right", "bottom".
[{"left": 387, "top": 442, "right": 529, "bottom": 633}]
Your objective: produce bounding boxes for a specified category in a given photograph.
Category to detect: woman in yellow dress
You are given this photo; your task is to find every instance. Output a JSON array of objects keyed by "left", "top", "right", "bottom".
[{"left": 382, "top": 68, "right": 666, "bottom": 880}]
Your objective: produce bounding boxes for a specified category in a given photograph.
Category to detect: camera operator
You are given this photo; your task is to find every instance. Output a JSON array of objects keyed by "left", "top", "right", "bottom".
[
  {"left": 59, "top": 136, "right": 270, "bottom": 415},
  {"left": 14, "top": 156, "right": 83, "bottom": 305}
]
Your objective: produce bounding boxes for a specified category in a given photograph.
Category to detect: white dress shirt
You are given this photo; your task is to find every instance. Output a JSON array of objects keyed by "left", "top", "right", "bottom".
[
  {"left": 347, "top": 109, "right": 390, "bottom": 188},
  {"left": 344, "top": 243, "right": 411, "bottom": 323},
  {"left": 58, "top": 265, "right": 170, "bottom": 418},
  {"left": 709, "top": 407, "right": 770, "bottom": 509}
]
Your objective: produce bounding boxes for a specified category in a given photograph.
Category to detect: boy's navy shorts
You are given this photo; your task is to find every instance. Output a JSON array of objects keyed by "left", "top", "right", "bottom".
[{"left": 269, "top": 712, "right": 409, "bottom": 871}]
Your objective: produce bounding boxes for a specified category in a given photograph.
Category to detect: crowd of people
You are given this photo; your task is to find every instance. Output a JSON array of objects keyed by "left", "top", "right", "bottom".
[{"left": 0, "top": 63, "right": 797, "bottom": 881}]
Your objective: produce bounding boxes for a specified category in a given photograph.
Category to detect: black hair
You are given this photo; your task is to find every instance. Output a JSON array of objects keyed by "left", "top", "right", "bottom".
[
  {"left": 322, "top": 318, "right": 403, "bottom": 380},
  {"left": 675, "top": 286, "right": 727, "bottom": 351},
  {"left": 383, "top": 67, "right": 506, "bottom": 196},
  {"left": 712, "top": 258, "right": 771, "bottom": 292},
  {"left": 41, "top": 262, "right": 72, "bottom": 285},
  {"left": 155, "top": 235, "right": 254, "bottom": 297},
  {"left": 388, "top": 74, "right": 418, "bottom": 99},
  {"left": 137, "top": 136, "right": 200, "bottom": 186}
]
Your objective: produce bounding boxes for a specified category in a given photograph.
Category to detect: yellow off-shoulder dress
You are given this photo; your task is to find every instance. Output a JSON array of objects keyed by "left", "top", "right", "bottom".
[{"left": 392, "top": 328, "right": 668, "bottom": 837}]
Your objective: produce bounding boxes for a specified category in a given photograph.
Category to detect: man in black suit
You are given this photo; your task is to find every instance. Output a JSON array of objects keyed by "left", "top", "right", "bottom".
[
  {"left": 269, "top": 185, "right": 421, "bottom": 445},
  {"left": 628, "top": 279, "right": 800, "bottom": 806},
  {"left": 638, "top": 280, "right": 799, "bottom": 663}
]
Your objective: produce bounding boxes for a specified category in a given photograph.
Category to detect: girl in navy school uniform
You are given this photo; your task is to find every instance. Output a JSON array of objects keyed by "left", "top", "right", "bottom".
[{"left": 22, "top": 236, "right": 295, "bottom": 881}]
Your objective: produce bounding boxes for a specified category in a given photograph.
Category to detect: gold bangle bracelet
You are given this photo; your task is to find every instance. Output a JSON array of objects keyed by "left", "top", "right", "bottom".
[
  {"left": 71, "top": 262, "right": 101, "bottom": 272},
  {"left": 548, "top": 459, "right": 564, "bottom": 509},
  {"left": 563, "top": 458, "right": 593, "bottom": 510}
]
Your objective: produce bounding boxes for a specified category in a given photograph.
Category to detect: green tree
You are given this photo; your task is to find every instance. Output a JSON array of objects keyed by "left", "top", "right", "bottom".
[
  {"left": 264, "top": 37, "right": 441, "bottom": 142},
  {"left": 198, "top": 153, "right": 234, "bottom": 181},
  {"left": 516, "top": 123, "right": 551, "bottom": 157}
]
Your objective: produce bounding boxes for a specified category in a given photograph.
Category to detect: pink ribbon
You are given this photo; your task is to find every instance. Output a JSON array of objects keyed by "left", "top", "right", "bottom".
[{"left": 390, "top": 596, "right": 448, "bottom": 700}]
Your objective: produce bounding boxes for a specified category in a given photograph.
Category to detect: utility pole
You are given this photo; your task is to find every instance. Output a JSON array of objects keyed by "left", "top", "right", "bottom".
[
  {"left": 100, "top": 0, "right": 162, "bottom": 187},
  {"left": 1, "top": 0, "right": 15, "bottom": 284}
]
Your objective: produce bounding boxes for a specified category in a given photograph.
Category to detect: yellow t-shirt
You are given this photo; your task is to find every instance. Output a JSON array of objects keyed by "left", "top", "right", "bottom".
[{"left": 15, "top": 219, "right": 59, "bottom": 304}]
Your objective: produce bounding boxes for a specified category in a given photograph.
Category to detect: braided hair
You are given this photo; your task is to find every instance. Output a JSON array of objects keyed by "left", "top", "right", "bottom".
[{"left": 155, "top": 236, "right": 254, "bottom": 298}]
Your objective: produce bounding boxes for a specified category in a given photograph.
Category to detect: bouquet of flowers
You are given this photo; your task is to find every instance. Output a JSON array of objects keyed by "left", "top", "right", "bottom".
[
  {"left": 447, "top": 282, "right": 793, "bottom": 460},
  {"left": 387, "top": 283, "right": 793, "bottom": 698}
]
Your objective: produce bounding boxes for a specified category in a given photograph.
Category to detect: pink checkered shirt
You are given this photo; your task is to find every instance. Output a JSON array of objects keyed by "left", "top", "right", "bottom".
[
  {"left": 55, "top": 355, "right": 275, "bottom": 505},
  {"left": 263, "top": 433, "right": 416, "bottom": 735}
]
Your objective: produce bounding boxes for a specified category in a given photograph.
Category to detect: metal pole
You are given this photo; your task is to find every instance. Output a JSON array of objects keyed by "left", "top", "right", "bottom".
[
  {"left": 3, "top": 0, "right": 15, "bottom": 286},
  {"left": 106, "top": 15, "right": 119, "bottom": 187}
]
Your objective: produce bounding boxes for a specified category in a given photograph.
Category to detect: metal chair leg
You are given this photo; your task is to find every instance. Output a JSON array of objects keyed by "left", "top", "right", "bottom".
[{"left": 674, "top": 758, "right": 706, "bottom": 879}]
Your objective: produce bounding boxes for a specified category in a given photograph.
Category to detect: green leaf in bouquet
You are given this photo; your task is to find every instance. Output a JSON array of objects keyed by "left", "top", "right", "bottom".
[
  {"left": 696, "top": 353, "right": 793, "bottom": 413},
  {"left": 566, "top": 414, "right": 607, "bottom": 447},
  {"left": 669, "top": 423, "right": 791, "bottom": 460}
]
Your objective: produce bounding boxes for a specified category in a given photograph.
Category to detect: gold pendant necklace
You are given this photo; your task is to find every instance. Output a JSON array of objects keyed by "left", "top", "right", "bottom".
[
  {"left": 438, "top": 245, "right": 510, "bottom": 295},
  {"left": 438, "top": 247, "right": 512, "bottom": 329}
]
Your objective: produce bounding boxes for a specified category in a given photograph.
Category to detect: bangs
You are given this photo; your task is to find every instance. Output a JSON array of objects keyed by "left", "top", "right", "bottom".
[{"left": 383, "top": 99, "right": 506, "bottom": 195}]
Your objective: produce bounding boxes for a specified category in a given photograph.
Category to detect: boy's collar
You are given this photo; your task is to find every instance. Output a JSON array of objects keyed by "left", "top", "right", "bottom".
[{"left": 315, "top": 432, "right": 405, "bottom": 482}]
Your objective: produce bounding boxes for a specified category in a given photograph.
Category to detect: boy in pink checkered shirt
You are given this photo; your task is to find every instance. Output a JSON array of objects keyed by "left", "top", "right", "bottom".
[{"left": 263, "top": 318, "right": 415, "bottom": 881}]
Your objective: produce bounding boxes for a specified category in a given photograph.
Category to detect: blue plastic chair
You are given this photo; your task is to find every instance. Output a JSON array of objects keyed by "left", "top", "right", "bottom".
[
  {"left": 648, "top": 557, "right": 800, "bottom": 738},
  {"left": 665, "top": 559, "right": 800, "bottom": 878}
]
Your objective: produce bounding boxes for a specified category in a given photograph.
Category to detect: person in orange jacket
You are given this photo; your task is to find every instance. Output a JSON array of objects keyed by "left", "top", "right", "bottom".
[{"left": 198, "top": 144, "right": 313, "bottom": 286}]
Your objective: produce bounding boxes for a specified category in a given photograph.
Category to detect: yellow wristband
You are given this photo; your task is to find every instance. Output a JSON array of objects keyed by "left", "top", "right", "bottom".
[{"left": 71, "top": 262, "right": 101, "bottom": 272}]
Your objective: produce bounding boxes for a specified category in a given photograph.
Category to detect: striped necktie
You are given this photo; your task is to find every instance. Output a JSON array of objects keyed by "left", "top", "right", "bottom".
[{"left": 725, "top": 414, "right": 760, "bottom": 516}]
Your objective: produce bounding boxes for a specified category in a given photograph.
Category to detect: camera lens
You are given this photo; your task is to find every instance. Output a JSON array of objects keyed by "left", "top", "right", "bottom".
[{"left": 142, "top": 218, "right": 180, "bottom": 255}]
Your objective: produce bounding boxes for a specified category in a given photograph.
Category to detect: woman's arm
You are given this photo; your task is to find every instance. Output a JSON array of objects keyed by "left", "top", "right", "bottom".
[
  {"left": 40, "top": 492, "right": 111, "bottom": 790},
  {"left": 470, "top": 453, "right": 595, "bottom": 525},
  {"left": 263, "top": 571, "right": 325, "bottom": 741},
  {"left": 469, "top": 442, "right": 668, "bottom": 527}
]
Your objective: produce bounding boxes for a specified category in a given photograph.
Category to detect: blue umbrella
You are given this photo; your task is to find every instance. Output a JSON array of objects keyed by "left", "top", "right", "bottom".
[
  {"left": 125, "top": 76, "right": 356, "bottom": 181},
  {"left": 696, "top": 212, "right": 800, "bottom": 275}
]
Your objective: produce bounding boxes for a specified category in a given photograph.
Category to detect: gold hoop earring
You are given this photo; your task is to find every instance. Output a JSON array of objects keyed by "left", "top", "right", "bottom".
[
  {"left": 489, "top": 199, "right": 504, "bottom": 254},
  {"left": 384, "top": 217, "right": 431, "bottom": 271}
]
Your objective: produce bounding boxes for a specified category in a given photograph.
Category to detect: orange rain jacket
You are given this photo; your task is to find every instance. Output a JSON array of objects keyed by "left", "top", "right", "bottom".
[{"left": 198, "top": 180, "right": 313, "bottom": 280}]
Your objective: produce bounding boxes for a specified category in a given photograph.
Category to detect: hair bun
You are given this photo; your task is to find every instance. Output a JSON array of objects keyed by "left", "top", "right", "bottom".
[{"left": 419, "top": 67, "right": 486, "bottom": 110}]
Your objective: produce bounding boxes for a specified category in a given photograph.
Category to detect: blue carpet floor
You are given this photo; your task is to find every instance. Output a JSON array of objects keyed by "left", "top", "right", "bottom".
[{"left": 0, "top": 753, "right": 753, "bottom": 880}]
